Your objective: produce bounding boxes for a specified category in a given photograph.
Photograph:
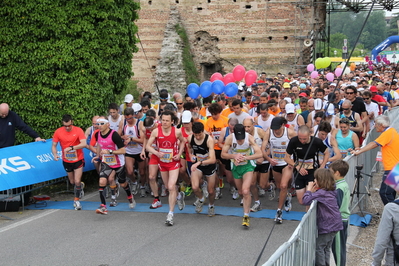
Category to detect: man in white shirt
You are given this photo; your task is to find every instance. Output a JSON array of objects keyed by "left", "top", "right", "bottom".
[
  {"left": 362, "top": 90, "right": 380, "bottom": 130},
  {"left": 228, "top": 99, "right": 250, "bottom": 124}
]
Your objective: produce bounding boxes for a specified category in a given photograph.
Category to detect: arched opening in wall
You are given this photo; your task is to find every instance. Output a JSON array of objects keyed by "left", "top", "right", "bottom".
[
  {"left": 148, "top": 0, "right": 152, "bottom": 5},
  {"left": 284, "top": 36, "right": 288, "bottom": 40},
  {"left": 241, "top": 37, "right": 246, "bottom": 41},
  {"left": 268, "top": 36, "right": 273, "bottom": 40},
  {"left": 201, "top": 63, "right": 222, "bottom": 81}
]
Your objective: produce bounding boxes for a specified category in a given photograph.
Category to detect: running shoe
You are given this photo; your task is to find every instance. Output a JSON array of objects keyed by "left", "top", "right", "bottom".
[
  {"left": 131, "top": 182, "right": 138, "bottom": 195},
  {"left": 165, "top": 213, "right": 174, "bottom": 226},
  {"left": 202, "top": 181, "right": 209, "bottom": 198},
  {"left": 193, "top": 197, "right": 200, "bottom": 207},
  {"left": 177, "top": 191, "right": 185, "bottom": 211},
  {"left": 268, "top": 183, "right": 276, "bottom": 201},
  {"left": 110, "top": 197, "right": 117, "bottom": 207},
  {"left": 184, "top": 186, "right": 193, "bottom": 196},
  {"left": 161, "top": 184, "right": 167, "bottom": 197},
  {"left": 140, "top": 188, "right": 146, "bottom": 198},
  {"left": 232, "top": 189, "right": 239, "bottom": 200},
  {"left": 258, "top": 187, "right": 266, "bottom": 197},
  {"left": 80, "top": 182, "right": 85, "bottom": 198},
  {"left": 230, "top": 187, "right": 236, "bottom": 195},
  {"left": 96, "top": 204, "right": 108, "bottom": 215},
  {"left": 195, "top": 199, "right": 204, "bottom": 213},
  {"left": 215, "top": 187, "right": 222, "bottom": 200},
  {"left": 74, "top": 200, "right": 82, "bottom": 211},
  {"left": 284, "top": 193, "right": 292, "bottom": 212},
  {"left": 275, "top": 209, "right": 283, "bottom": 224},
  {"left": 150, "top": 199, "right": 162, "bottom": 209},
  {"left": 242, "top": 215, "right": 250, "bottom": 228},
  {"left": 219, "top": 177, "right": 224, "bottom": 188},
  {"left": 208, "top": 206, "right": 215, "bottom": 217},
  {"left": 250, "top": 201, "right": 262, "bottom": 212},
  {"left": 129, "top": 197, "right": 136, "bottom": 209}
]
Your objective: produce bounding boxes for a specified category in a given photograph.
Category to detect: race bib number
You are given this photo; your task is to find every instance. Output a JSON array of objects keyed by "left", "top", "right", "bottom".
[
  {"left": 212, "top": 132, "right": 221, "bottom": 140},
  {"left": 298, "top": 158, "right": 314, "bottom": 169},
  {"left": 376, "top": 151, "right": 382, "bottom": 162},
  {"left": 197, "top": 153, "right": 209, "bottom": 162},
  {"left": 65, "top": 150, "right": 78, "bottom": 161},
  {"left": 340, "top": 150, "right": 349, "bottom": 159},
  {"left": 272, "top": 149, "right": 285, "bottom": 161},
  {"left": 128, "top": 141, "right": 138, "bottom": 148},
  {"left": 160, "top": 148, "right": 173, "bottom": 163},
  {"left": 103, "top": 154, "right": 117, "bottom": 166}
]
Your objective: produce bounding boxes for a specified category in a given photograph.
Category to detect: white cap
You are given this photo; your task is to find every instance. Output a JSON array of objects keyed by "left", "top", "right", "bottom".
[
  {"left": 357, "top": 87, "right": 365, "bottom": 92},
  {"left": 285, "top": 103, "right": 295, "bottom": 114},
  {"left": 132, "top": 103, "right": 142, "bottom": 112},
  {"left": 284, "top": 97, "right": 292, "bottom": 103},
  {"left": 330, "top": 83, "right": 337, "bottom": 87},
  {"left": 124, "top": 94, "right": 134, "bottom": 103},
  {"left": 326, "top": 104, "right": 335, "bottom": 116},
  {"left": 314, "top": 99, "right": 323, "bottom": 110},
  {"left": 181, "top": 110, "right": 192, "bottom": 123},
  {"left": 351, "top": 82, "right": 358, "bottom": 87}
]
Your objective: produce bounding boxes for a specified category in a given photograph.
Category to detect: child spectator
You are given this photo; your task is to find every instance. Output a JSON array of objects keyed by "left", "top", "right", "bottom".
[
  {"left": 302, "top": 168, "right": 343, "bottom": 266},
  {"left": 329, "top": 160, "right": 350, "bottom": 266}
]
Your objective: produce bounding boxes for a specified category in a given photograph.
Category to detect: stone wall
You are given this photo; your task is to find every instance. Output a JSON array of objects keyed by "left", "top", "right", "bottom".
[{"left": 132, "top": 0, "right": 326, "bottom": 93}]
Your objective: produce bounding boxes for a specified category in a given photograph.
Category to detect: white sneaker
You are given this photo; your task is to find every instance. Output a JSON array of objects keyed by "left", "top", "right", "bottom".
[
  {"left": 195, "top": 199, "right": 204, "bottom": 213},
  {"left": 165, "top": 213, "right": 174, "bottom": 226},
  {"left": 74, "top": 200, "right": 82, "bottom": 210},
  {"left": 177, "top": 191, "right": 185, "bottom": 211},
  {"left": 129, "top": 197, "right": 136, "bottom": 209},
  {"left": 232, "top": 190, "right": 239, "bottom": 200},
  {"left": 284, "top": 193, "right": 292, "bottom": 212},
  {"left": 161, "top": 184, "right": 167, "bottom": 197},
  {"left": 215, "top": 187, "right": 222, "bottom": 200},
  {"left": 202, "top": 181, "right": 209, "bottom": 198},
  {"left": 131, "top": 182, "right": 138, "bottom": 195},
  {"left": 258, "top": 187, "right": 266, "bottom": 197},
  {"left": 250, "top": 201, "right": 262, "bottom": 212}
]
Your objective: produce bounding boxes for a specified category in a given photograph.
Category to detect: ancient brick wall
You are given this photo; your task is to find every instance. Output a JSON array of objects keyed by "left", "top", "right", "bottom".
[{"left": 132, "top": 0, "right": 326, "bottom": 92}]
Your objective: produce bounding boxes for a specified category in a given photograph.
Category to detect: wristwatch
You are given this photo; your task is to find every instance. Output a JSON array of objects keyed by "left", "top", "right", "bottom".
[
  {"left": 70, "top": 146, "right": 74, "bottom": 150},
  {"left": 109, "top": 150, "right": 113, "bottom": 154}
]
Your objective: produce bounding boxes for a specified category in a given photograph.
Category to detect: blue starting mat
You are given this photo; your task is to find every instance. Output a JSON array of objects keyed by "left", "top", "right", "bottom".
[
  {"left": 26, "top": 200, "right": 306, "bottom": 221},
  {"left": 349, "top": 213, "right": 373, "bottom": 227}
]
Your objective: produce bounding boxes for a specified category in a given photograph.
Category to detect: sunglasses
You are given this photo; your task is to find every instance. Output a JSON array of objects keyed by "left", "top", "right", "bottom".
[
  {"left": 270, "top": 90, "right": 277, "bottom": 93},
  {"left": 363, "top": 98, "right": 370, "bottom": 100},
  {"left": 253, "top": 103, "right": 259, "bottom": 106},
  {"left": 176, "top": 102, "right": 183, "bottom": 105},
  {"left": 346, "top": 92, "right": 354, "bottom": 94},
  {"left": 342, "top": 108, "right": 350, "bottom": 111},
  {"left": 339, "top": 120, "right": 350, "bottom": 124},
  {"left": 96, "top": 122, "right": 106, "bottom": 126}
]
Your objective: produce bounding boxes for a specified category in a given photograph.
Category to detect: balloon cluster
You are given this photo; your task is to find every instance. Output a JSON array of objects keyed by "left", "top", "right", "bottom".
[
  {"left": 187, "top": 65, "right": 258, "bottom": 99},
  {"left": 306, "top": 57, "right": 359, "bottom": 81}
]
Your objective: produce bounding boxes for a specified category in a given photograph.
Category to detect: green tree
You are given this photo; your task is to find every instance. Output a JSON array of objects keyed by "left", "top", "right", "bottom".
[
  {"left": 330, "top": 32, "right": 348, "bottom": 49},
  {"left": 362, "top": 10, "right": 387, "bottom": 50},
  {"left": 0, "top": 0, "right": 140, "bottom": 144}
]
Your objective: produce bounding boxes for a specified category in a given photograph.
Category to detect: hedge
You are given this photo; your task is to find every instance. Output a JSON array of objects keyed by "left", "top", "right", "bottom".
[{"left": 0, "top": 0, "right": 140, "bottom": 144}]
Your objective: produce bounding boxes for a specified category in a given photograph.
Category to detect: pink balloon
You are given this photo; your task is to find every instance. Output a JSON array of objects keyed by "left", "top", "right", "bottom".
[
  {"left": 307, "top": 64, "right": 315, "bottom": 72},
  {"left": 210, "top": 72, "right": 223, "bottom": 82},
  {"left": 334, "top": 68, "right": 343, "bottom": 77},
  {"left": 223, "top": 73, "right": 235, "bottom": 85},
  {"left": 368, "top": 60, "right": 373, "bottom": 66},
  {"left": 326, "top": 72, "right": 334, "bottom": 82},
  {"left": 369, "top": 66, "right": 373, "bottom": 71},
  {"left": 232, "top": 65, "right": 246, "bottom": 81},
  {"left": 310, "top": 71, "right": 318, "bottom": 79},
  {"left": 244, "top": 70, "right": 258, "bottom": 86},
  {"left": 387, "top": 60, "right": 391, "bottom": 64},
  {"left": 365, "top": 56, "right": 369, "bottom": 62},
  {"left": 376, "top": 55, "right": 381, "bottom": 63}
]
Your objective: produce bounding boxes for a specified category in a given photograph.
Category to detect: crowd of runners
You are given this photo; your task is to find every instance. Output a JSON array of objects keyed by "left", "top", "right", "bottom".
[{"left": 50, "top": 66, "right": 399, "bottom": 228}]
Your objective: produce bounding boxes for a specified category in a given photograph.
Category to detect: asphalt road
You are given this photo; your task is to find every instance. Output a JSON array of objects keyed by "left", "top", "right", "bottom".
[{"left": 0, "top": 188, "right": 303, "bottom": 266}]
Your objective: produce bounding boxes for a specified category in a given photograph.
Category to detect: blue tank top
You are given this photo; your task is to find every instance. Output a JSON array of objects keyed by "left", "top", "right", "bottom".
[{"left": 336, "top": 130, "right": 354, "bottom": 158}]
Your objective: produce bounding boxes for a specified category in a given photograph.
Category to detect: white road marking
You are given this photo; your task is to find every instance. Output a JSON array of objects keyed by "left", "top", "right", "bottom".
[{"left": 0, "top": 209, "right": 59, "bottom": 234}]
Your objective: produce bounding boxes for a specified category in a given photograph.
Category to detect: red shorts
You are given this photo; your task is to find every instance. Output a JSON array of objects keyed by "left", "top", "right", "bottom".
[
  {"left": 159, "top": 161, "right": 180, "bottom": 172},
  {"left": 149, "top": 154, "right": 159, "bottom": 165}
]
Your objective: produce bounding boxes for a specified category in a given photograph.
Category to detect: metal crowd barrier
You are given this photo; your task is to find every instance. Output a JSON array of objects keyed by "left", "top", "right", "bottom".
[
  {"left": 263, "top": 107, "right": 399, "bottom": 265},
  {"left": 263, "top": 201, "right": 317, "bottom": 266}
]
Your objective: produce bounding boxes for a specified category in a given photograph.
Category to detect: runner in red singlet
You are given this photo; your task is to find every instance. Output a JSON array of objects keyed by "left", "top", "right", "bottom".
[{"left": 146, "top": 111, "right": 187, "bottom": 226}]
